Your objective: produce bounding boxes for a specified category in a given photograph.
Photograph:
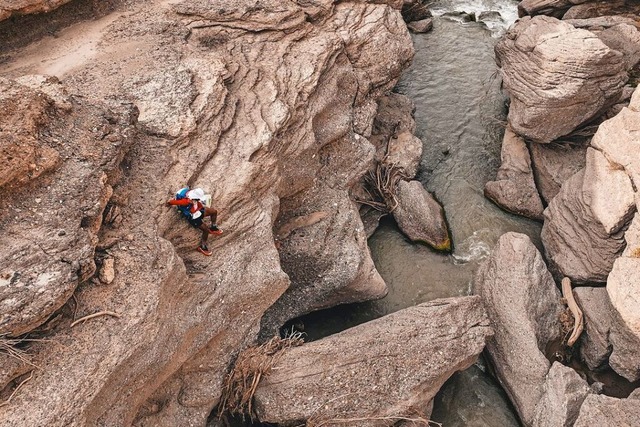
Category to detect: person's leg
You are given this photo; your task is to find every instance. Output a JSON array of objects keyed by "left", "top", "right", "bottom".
[{"left": 204, "top": 207, "right": 218, "bottom": 225}]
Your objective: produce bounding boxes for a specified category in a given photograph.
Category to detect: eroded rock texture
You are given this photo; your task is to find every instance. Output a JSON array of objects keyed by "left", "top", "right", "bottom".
[
  {"left": 0, "top": 1, "right": 414, "bottom": 426},
  {"left": 254, "top": 297, "right": 492, "bottom": 426},
  {"left": 495, "top": 15, "right": 627, "bottom": 143}
]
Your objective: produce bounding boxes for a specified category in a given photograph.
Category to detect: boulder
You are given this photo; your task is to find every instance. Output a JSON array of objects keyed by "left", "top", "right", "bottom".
[
  {"left": 532, "top": 362, "right": 591, "bottom": 427},
  {"left": 385, "top": 131, "right": 423, "bottom": 177},
  {"left": 0, "top": 77, "right": 136, "bottom": 337},
  {"left": 254, "top": 296, "right": 492, "bottom": 425},
  {"left": 474, "top": 232, "right": 563, "bottom": 425},
  {"left": 0, "top": 0, "right": 73, "bottom": 21},
  {"left": 572, "top": 23, "right": 640, "bottom": 71},
  {"left": 529, "top": 141, "right": 587, "bottom": 204},
  {"left": 393, "top": 180, "right": 451, "bottom": 251},
  {"left": 563, "top": 1, "right": 640, "bottom": 20},
  {"left": 541, "top": 148, "right": 635, "bottom": 283},
  {"left": 401, "top": 0, "right": 432, "bottom": 23},
  {"left": 495, "top": 15, "right": 627, "bottom": 143},
  {"left": 573, "top": 287, "right": 614, "bottom": 370},
  {"left": 517, "top": 0, "right": 587, "bottom": 18},
  {"left": 407, "top": 18, "right": 433, "bottom": 33},
  {"left": 98, "top": 258, "right": 116, "bottom": 284},
  {"left": 574, "top": 394, "right": 640, "bottom": 426},
  {"left": 484, "top": 126, "right": 544, "bottom": 220}
]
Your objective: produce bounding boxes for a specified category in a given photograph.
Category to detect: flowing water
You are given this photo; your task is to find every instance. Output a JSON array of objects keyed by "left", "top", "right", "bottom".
[{"left": 292, "top": 1, "right": 541, "bottom": 425}]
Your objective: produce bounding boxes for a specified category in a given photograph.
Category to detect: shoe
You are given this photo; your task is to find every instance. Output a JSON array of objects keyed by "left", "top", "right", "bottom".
[
  {"left": 197, "top": 244, "right": 212, "bottom": 256},
  {"left": 208, "top": 225, "right": 223, "bottom": 235}
]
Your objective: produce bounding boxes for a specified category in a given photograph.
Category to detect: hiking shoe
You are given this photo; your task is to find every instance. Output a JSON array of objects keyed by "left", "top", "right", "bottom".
[
  {"left": 208, "top": 225, "right": 223, "bottom": 235},
  {"left": 197, "top": 244, "right": 212, "bottom": 256}
]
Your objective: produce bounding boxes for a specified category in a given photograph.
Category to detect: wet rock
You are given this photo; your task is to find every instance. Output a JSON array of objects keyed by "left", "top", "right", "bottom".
[
  {"left": 407, "top": 17, "right": 433, "bottom": 33},
  {"left": 401, "top": 0, "right": 432, "bottom": 23},
  {"left": 254, "top": 296, "right": 492, "bottom": 425},
  {"left": 484, "top": 127, "right": 544, "bottom": 220},
  {"left": 0, "top": 77, "right": 136, "bottom": 337},
  {"left": 573, "top": 287, "right": 614, "bottom": 370},
  {"left": 495, "top": 15, "right": 627, "bottom": 143},
  {"left": 529, "top": 141, "right": 587, "bottom": 204},
  {"left": 474, "top": 232, "right": 563, "bottom": 425},
  {"left": 393, "top": 180, "right": 450, "bottom": 251},
  {"left": 574, "top": 394, "right": 640, "bottom": 426},
  {"left": 532, "top": 362, "right": 591, "bottom": 427},
  {"left": 541, "top": 148, "right": 635, "bottom": 283}
]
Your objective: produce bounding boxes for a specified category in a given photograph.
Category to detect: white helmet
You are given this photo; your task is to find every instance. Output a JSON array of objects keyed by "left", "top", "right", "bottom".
[{"left": 186, "top": 188, "right": 205, "bottom": 200}]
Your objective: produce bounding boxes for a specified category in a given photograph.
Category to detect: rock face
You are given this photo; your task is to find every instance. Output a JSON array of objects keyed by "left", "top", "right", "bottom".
[
  {"left": 573, "top": 287, "right": 614, "bottom": 370},
  {"left": 474, "top": 232, "right": 563, "bottom": 425},
  {"left": 541, "top": 148, "right": 636, "bottom": 283},
  {"left": 517, "top": 0, "right": 587, "bottom": 18},
  {"left": 393, "top": 180, "right": 451, "bottom": 250},
  {"left": 529, "top": 141, "right": 587, "bottom": 204},
  {"left": 484, "top": 126, "right": 544, "bottom": 220},
  {"left": 254, "top": 296, "right": 492, "bottom": 425},
  {"left": 0, "top": 76, "right": 136, "bottom": 336},
  {"left": 531, "top": 362, "right": 591, "bottom": 427},
  {"left": 0, "top": 0, "right": 73, "bottom": 21},
  {"left": 574, "top": 394, "right": 640, "bottom": 427},
  {"left": 495, "top": 15, "right": 627, "bottom": 143},
  {"left": 0, "top": 1, "right": 414, "bottom": 426}
]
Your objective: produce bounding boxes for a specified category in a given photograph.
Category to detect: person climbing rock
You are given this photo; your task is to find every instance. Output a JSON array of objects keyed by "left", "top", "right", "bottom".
[{"left": 166, "top": 187, "right": 223, "bottom": 256}]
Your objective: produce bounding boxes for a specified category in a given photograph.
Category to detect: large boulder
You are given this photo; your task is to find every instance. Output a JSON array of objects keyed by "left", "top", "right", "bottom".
[
  {"left": 0, "top": 0, "right": 73, "bottom": 21},
  {"left": 541, "top": 148, "right": 636, "bottom": 283},
  {"left": 254, "top": 296, "right": 492, "bottom": 426},
  {"left": 484, "top": 126, "right": 544, "bottom": 220},
  {"left": 474, "top": 232, "right": 564, "bottom": 425},
  {"left": 574, "top": 393, "right": 640, "bottom": 426},
  {"left": 392, "top": 180, "right": 451, "bottom": 251},
  {"left": 531, "top": 362, "right": 591, "bottom": 427},
  {"left": 495, "top": 15, "right": 627, "bottom": 143},
  {"left": 518, "top": 0, "right": 589, "bottom": 18}
]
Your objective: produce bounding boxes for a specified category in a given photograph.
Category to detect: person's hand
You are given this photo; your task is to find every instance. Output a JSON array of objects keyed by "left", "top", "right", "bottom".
[{"left": 165, "top": 200, "right": 172, "bottom": 207}]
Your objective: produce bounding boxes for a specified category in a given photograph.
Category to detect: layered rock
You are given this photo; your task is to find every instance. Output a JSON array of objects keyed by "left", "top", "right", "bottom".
[
  {"left": 529, "top": 141, "right": 587, "bottom": 204},
  {"left": 0, "top": 1, "right": 414, "bottom": 426},
  {"left": 574, "top": 393, "right": 640, "bottom": 426},
  {"left": 254, "top": 297, "right": 492, "bottom": 425},
  {"left": 484, "top": 126, "right": 544, "bottom": 220},
  {"left": 474, "top": 232, "right": 563, "bottom": 425},
  {"left": 517, "top": 0, "right": 588, "bottom": 18},
  {"left": 573, "top": 287, "right": 614, "bottom": 370},
  {"left": 541, "top": 148, "right": 635, "bottom": 283},
  {"left": 393, "top": 180, "right": 451, "bottom": 251},
  {"left": 495, "top": 15, "right": 627, "bottom": 143}
]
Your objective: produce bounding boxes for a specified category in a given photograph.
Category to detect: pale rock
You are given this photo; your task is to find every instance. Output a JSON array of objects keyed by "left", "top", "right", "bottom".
[
  {"left": 573, "top": 287, "right": 613, "bottom": 370},
  {"left": 0, "top": 0, "right": 73, "bottom": 21},
  {"left": 484, "top": 127, "right": 544, "bottom": 220},
  {"left": 518, "top": 0, "right": 590, "bottom": 17},
  {"left": 495, "top": 16, "right": 627, "bottom": 143},
  {"left": 574, "top": 394, "right": 640, "bottom": 426},
  {"left": 385, "top": 131, "right": 423, "bottom": 177},
  {"left": 254, "top": 296, "right": 492, "bottom": 425},
  {"left": 407, "top": 18, "right": 433, "bottom": 33},
  {"left": 474, "top": 232, "right": 563, "bottom": 425},
  {"left": 99, "top": 258, "right": 115, "bottom": 284}
]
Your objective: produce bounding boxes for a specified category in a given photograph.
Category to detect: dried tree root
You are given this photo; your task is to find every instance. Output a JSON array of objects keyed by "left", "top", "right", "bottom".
[
  {"left": 70, "top": 311, "right": 120, "bottom": 327},
  {"left": 0, "top": 371, "right": 33, "bottom": 408},
  {"left": 561, "top": 277, "right": 584, "bottom": 347}
]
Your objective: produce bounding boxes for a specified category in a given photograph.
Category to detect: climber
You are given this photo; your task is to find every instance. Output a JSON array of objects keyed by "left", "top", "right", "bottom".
[{"left": 166, "top": 187, "right": 223, "bottom": 256}]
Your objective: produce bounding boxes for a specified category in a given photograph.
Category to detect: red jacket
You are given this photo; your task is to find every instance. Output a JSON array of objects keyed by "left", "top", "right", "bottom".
[{"left": 168, "top": 198, "right": 204, "bottom": 214}]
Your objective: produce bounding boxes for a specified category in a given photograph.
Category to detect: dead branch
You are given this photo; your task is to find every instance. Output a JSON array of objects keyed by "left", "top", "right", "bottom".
[
  {"left": 218, "top": 333, "right": 304, "bottom": 419},
  {"left": 0, "top": 371, "right": 33, "bottom": 408},
  {"left": 561, "top": 277, "right": 584, "bottom": 347},
  {"left": 70, "top": 311, "right": 120, "bottom": 328},
  {"left": 355, "top": 162, "right": 408, "bottom": 213}
]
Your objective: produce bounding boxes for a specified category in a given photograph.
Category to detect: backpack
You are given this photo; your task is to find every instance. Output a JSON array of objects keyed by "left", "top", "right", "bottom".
[{"left": 175, "top": 187, "right": 192, "bottom": 218}]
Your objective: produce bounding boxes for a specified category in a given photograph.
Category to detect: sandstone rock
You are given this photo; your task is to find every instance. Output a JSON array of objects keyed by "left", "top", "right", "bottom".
[
  {"left": 254, "top": 296, "right": 492, "bottom": 425},
  {"left": 541, "top": 148, "right": 635, "bottom": 283},
  {"left": 529, "top": 141, "right": 587, "bottom": 204},
  {"left": 563, "top": 1, "right": 640, "bottom": 21},
  {"left": 532, "top": 362, "right": 591, "bottom": 427},
  {"left": 484, "top": 126, "right": 544, "bottom": 220},
  {"left": 0, "top": 77, "right": 136, "bottom": 337},
  {"left": 0, "top": 0, "right": 73, "bottom": 22},
  {"left": 517, "top": 0, "right": 588, "bottom": 18},
  {"left": 393, "top": 180, "right": 451, "bottom": 251},
  {"left": 99, "top": 258, "right": 115, "bottom": 284},
  {"left": 474, "top": 232, "right": 563, "bottom": 425},
  {"left": 407, "top": 18, "right": 433, "bottom": 33},
  {"left": 574, "top": 394, "right": 640, "bottom": 426},
  {"left": 495, "top": 15, "right": 627, "bottom": 143},
  {"left": 573, "top": 287, "right": 613, "bottom": 370},
  {"left": 386, "top": 131, "right": 423, "bottom": 177},
  {"left": 0, "top": 1, "right": 414, "bottom": 426}
]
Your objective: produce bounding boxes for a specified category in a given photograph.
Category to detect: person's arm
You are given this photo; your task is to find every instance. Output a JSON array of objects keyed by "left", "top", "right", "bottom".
[{"left": 167, "top": 198, "right": 191, "bottom": 206}]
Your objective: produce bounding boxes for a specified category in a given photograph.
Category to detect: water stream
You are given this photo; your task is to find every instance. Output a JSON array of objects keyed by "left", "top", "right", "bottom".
[{"left": 293, "top": 1, "right": 543, "bottom": 424}]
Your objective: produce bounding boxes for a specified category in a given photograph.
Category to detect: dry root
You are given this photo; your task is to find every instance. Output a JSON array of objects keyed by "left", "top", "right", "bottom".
[
  {"left": 218, "top": 333, "right": 304, "bottom": 420},
  {"left": 356, "top": 162, "right": 408, "bottom": 214},
  {"left": 306, "top": 414, "right": 442, "bottom": 427},
  {"left": 561, "top": 277, "right": 584, "bottom": 347},
  {"left": 70, "top": 310, "right": 120, "bottom": 327}
]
